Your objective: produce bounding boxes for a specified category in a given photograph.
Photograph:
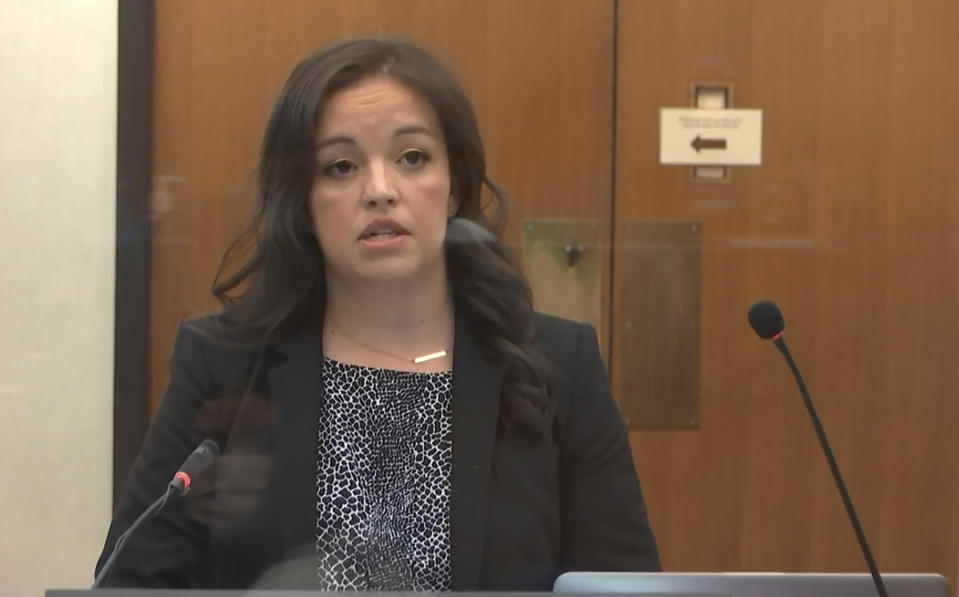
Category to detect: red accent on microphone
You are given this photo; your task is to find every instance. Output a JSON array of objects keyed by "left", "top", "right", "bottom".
[
  {"left": 772, "top": 332, "right": 784, "bottom": 341},
  {"left": 173, "top": 471, "right": 192, "bottom": 488}
]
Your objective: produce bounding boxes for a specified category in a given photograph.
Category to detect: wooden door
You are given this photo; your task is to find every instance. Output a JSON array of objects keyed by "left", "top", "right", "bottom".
[
  {"left": 614, "top": 0, "right": 959, "bottom": 587},
  {"left": 149, "top": 0, "right": 615, "bottom": 412}
]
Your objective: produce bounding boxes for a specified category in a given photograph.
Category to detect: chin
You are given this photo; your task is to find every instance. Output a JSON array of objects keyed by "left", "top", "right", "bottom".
[{"left": 354, "top": 261, "right": 426, "bottom": 284}]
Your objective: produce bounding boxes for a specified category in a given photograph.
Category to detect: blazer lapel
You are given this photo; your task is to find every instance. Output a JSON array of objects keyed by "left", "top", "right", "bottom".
[
  {"left": 450, "top": 312, "right": 502, "bottom": 589},
  {"left": 268, "top": 318, "right": 325, "bottom": 556}
]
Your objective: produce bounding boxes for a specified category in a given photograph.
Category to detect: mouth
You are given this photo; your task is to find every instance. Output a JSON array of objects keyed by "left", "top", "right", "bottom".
[{"left": 359, "top": 219, "right": 410, "bottom": 241}]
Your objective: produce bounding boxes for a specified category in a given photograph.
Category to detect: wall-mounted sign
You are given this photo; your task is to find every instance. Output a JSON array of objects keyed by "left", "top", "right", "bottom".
[{"left": 660, "top": 108, "right": 762, "bottom": 166}]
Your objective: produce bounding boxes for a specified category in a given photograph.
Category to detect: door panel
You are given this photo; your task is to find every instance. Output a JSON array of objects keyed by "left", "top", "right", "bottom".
[{"left": 615, "top": 0, "right": 959, "bottom": 584}]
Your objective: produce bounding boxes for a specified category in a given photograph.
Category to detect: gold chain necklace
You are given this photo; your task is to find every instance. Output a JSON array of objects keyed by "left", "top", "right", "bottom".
[{"left": 331, "top": 326, "right": 449, "bottom": 365}]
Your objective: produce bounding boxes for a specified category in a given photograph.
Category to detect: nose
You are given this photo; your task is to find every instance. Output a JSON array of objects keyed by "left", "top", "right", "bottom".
[{"left": 362, "top": 159, "right": 397, "bottom": 209}]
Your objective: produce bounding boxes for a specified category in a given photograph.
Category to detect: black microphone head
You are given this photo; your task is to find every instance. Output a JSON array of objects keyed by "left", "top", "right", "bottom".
[
  {"left": 748, "top": 300, "right": 785, "bottom": 339},
  {"left": 198, "top": 438, "right": 220, "bottom": 457},
  {"left": 444, "top": 217, "right": 497, "bottom": 245},
  {"left": 180, "top": 439, "right": 220, "bottom": 478}
]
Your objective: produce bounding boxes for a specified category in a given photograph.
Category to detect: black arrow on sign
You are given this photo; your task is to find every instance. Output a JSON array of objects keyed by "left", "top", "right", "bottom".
[{"left": 691, "top": 135, "right": 727, "bottom": 152}]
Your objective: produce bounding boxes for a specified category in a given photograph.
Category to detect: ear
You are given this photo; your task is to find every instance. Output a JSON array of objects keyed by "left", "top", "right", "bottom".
[{"left": 447, "top": 193, "right": 459, "bottom": 217}]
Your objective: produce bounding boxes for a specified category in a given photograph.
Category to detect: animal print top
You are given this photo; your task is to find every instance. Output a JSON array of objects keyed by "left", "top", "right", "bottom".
[{"left": 315, "top": 358, "right": 453, "bottom": 590}]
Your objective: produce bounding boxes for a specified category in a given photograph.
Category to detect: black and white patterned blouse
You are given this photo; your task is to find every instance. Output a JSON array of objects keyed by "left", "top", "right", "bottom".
[{"left": 315, "top": 358, "right": 453, "bottom": 591}]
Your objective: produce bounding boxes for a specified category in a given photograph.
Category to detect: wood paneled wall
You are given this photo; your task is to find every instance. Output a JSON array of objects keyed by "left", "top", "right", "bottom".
[{"left": 149, "top": 0, "right": 959, "bottom": 590}]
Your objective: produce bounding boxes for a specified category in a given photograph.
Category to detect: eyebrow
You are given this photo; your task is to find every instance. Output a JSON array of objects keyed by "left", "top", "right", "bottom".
[{"left": 315, "top": 125, "right": 437, "bottom": 151}]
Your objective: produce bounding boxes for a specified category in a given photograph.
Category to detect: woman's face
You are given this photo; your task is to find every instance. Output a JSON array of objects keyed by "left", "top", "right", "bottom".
[{"left": 309, "top": 76, "right": 453, "bottom": 290}]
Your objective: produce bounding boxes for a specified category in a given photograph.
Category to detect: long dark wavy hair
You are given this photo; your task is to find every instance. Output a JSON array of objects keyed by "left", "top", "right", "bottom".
[{"left": 212, "top": 38, "right": 553, "bottom": 433}]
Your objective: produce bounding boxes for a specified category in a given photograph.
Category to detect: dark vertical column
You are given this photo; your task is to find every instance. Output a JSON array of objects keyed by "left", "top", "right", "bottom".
[{"left": 114, "top": 0, "right": 153, "bottom": 507}]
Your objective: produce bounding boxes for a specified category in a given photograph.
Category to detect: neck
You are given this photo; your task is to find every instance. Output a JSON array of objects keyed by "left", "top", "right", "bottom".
[{"left": 323, "top": 269, "right": 455, "bottom": 363}]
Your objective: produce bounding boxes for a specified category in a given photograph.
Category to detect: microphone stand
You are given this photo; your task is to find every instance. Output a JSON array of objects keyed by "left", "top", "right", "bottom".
[
  {"left": 773, "top": 335, "right": 888, "bottom": 597},
  {"left": 92, "top": 483, "right": 178, "bottom": 587}
]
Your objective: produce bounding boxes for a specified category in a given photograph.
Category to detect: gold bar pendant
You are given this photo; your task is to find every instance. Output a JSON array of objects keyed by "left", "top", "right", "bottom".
[{"left": 413, "top": 350, "right": 448, "bottom": 364}]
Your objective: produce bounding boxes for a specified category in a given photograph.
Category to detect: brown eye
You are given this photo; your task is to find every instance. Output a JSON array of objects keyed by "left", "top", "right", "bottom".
[
  {"left": 399, "top": 150, "right": 429, "bottom": 167},
  {"left": 323, "top": 160, "right": 355, "bottom": 178}
]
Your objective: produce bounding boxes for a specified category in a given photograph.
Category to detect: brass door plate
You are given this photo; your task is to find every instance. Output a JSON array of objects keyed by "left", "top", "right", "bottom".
[
  {"left": 619, "top": 221, "right": 701, "bottom": 429},
  {"left": 522, "top": 219, "right": 603, "bottom": 339}
]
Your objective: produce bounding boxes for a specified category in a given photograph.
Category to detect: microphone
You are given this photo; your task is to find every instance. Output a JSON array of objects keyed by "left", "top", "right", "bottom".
[
  {"left": 747, "top": 301, "right": 888, "bottom": 597},
  {"left": 93, "top": 439, "right": 220, "bottom": 588},
  {"left": 444, "top": 216, "right": 497, "bottom": 245},
  {"left": 170, "top": 438, "right": 220, "bottom": 495}
]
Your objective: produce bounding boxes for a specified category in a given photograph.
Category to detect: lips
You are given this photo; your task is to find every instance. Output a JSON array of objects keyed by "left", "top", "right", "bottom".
[{"left": 359, "top": 219, "right": 410, "bottom": 240}]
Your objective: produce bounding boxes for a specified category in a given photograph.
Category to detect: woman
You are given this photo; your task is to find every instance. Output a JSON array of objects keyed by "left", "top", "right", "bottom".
[{"left": 97, "top": 37, "right": 660, "bottom": 590}]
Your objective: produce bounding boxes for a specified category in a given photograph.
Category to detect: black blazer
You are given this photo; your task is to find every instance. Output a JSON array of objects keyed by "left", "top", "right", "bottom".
[{"left": 97, "top": 311, "right": 660, "bottom": 589}]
